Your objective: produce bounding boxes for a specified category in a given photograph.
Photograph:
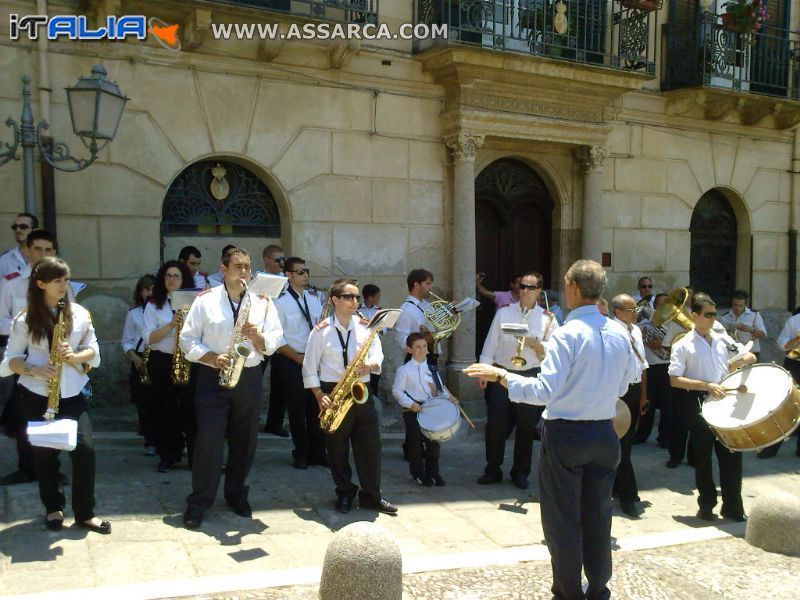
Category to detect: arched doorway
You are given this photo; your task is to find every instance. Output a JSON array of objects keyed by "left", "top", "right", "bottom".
[
  {"left": 690, "top": 190, "right": 737, "bottom": 304},
  {"left": 475, "top": 158, "right": 554, "bottom": 354},
  {"left": 161, "top": 160, "right": 281, "bottom": 267}
]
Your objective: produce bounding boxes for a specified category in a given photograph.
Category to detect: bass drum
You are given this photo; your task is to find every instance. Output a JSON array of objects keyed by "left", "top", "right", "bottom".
[
  {"left": 417, "top": 397, "right": 462, "bottom": 442},
  {"left": 701, "top": 363, "right": 800, "bottom": 451}
]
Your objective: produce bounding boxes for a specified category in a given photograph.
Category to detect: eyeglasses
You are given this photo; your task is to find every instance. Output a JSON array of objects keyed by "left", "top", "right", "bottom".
[
  {"left": 11, "top": 224, "right": 31, "bottom": 231},
  {"left": 519, "top": 283, "right": 541, "bottom": 290},
  {"left": 619, "top": 307, "right": 637, "bottom": 313},
  {"left": 165, "top": 273, "right": 183, "bottom": 280},
  {"left": 288, "top": 268, "right": 310, "bottom": 275},
  {"left": 639, "top": 284, "right": 653, "bottom": 289},
  {"left": 271, "top": 256, "right": 285, "bottom": 264},
  {"left": 702, "top": 312, "right": 717, "bottom": 318},
  {"left": 337, "top": 293, "right": 361, "bottom": 302}
]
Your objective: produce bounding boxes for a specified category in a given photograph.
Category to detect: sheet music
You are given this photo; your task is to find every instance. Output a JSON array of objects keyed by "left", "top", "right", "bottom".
[
  {"left": 69, "top": 281, "right": 87, "bottom": 298},
  {"left": 170, "top": 289, "right": 203, "bottom": 309},
  {"left": 248, "top": 273, "right": 288, "bottom": 299},
  {"left": 27, "top": 419, "right": 78, "bottom": 451}
]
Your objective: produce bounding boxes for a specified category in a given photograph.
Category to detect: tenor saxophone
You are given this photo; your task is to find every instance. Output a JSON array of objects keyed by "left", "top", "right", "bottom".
[
  {"left": 219, "top": 280, "right": 255, "bottom": 389},
  {"left": 44, "top": 300, "right": 67, "bottom": 420},
  {"left": 319, "top": 328, "right": 378, "bottom": 434},
  {"left": 171, "top": 306, "right": 192, "bottom": 386}
]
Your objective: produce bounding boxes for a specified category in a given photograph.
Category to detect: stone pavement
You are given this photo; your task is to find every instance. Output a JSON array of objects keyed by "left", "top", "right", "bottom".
[{"left": 2, "top": 426, "right": 800, "bottom": 599}]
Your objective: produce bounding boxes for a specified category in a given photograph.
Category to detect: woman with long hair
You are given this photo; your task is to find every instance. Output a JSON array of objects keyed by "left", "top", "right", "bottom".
[
  {"left": 0, "top": 257, "right": 109, "bottom": 533},
  {"left": 121, "top": 274, "right": 157, "bottom": 456},
  {"left": 142, "top": 260, "right": 197, "bottom": 473}
]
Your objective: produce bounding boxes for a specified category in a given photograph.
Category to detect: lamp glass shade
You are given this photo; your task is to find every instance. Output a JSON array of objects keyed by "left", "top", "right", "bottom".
[
  {"left": 699, "top": 0, "right": 715, "bottom": 11},
  {"left": 65, "top": 65, "right": 128, "bottom": 142}
]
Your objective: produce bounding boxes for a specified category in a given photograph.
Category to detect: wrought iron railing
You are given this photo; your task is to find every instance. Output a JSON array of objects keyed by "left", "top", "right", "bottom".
[
  {"left": 212, "top": 0, "right": 379, "bottom": 24},
  {"left": 663, "top": 9, "right": 800, "bottom": 100},
  {"left": 414, "top": 0, "right": 660, "bottom": 75}
]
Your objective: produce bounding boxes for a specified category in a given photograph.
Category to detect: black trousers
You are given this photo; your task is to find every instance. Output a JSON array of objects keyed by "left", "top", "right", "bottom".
[
  {"left": 0, "top": 366, "right": 35, "bottom": 477},
  {"left": 613, "top": 383, "right": 641, "bottom": 503},
  {"left": 540, "top": 419, "right": 620, "bottom": 600},
  {"left": 148, "top": 351, "right": 197, "bottom": 466},
  {"left": 129, "top": 358, "right": 157, "bottom": 448},
  {"left": 186, "top": 364, "right": 262, "bottom": 513},
  {"left": 321, "top": 382, "right": 382, "bottom": 503},
  {"left": 757, "top": 358, "right": 800, "bottom": 457},
  {"left": 265, "top": 354, "right": 287, "bottom": 431},
  {"left": 685, "top": 390, "right": 743, "bottom": 514},
  {"left": 669, "top": 388, "right": 695, "bottom": 463},
  {"left": 484, "top": 367, "right": 542, "bottom": 478},
  {"left": 272, "top": 354, "right": 326, "bottom": 462},
  {"left": 634, "top": 363, "right": 672, "bottom": 445},
  {"left": 19, "top": 387, "right": 97, "bottom": 521},
  {"left": 403, "top": 411, "right": 440, "bottom": 479}
]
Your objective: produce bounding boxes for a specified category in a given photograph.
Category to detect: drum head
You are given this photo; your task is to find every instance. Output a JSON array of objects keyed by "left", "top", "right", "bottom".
[
  {"left": 614, "top": 399, "right": 631, "bottom": 438},
  {"left": 702, "top": 364, "right": 793, "bottom": 429},
  {"left": 417, "top": 397, "right": 460, "bottom": 431}
]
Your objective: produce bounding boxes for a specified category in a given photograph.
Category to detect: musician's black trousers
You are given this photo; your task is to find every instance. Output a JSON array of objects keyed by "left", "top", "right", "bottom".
[
  {"left": 633, "top": 363, "right": 672, "bottom": 445},
  {"left": 320, "top": 382, "right": 382, "bottom": 503},
  {"left": 265, "top": 354, "right": 288, "bottom": 432},
  {"left": 148, "top": 351, "right": 197, "bottom": 466},
  {"left": 403, "top": 411, "right": 440, "bottom": 479},
  {"left": 756, "top": 358, "right": 800, "bottom": 457},
  {"left": 129, "top": 359, "right": 157, "bottom": 448},
  {"left": 614, "top": 382, "right": 641, "bottom": 504},
  {"left": 669, "top": 389, "right": 696, "bottom": 464},
  {"left": 483, "top": 367, "right": 542, "bottom": 479},
  {"left": 683, "top": 390, "right": 743, "bottom": 514},
  {"left": 272, "top": 354, "right": 326, "bottom": 462},
  {"left": 19, "top": 388, "right": 97, "bottom": 521},
  {"left": 0, "top": 373, "right": 35, "bottom": 477},
  {"left": 539, "top": 419, "right": 619, "bottom": 600},
  {"left": 187, "top": 364, "right": 261, "bottom": 513}
]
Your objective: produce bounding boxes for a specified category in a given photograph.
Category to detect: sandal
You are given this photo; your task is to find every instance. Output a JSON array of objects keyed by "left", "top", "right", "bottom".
[{"left": 45, "top": 511, "right": 63, "bottom": 531}]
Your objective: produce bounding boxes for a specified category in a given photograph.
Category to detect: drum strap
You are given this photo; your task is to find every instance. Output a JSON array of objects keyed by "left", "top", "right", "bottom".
[{"left": 404, "top": 391, "right": 422, "bottom": 405}]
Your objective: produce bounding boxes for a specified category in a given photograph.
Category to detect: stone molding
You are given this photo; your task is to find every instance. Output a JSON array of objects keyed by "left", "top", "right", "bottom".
[
  {"left": 445, "top": 133, "right": 485, "bottom": 162},
  {"left": 182, "top": 8, "right": 213, "bottom": 51},
  {"left": 665, "top": 89, "right": 800, "bottom": 130},
  {"left": 573, "top": 146, "right": 609, "bottom": 172}
]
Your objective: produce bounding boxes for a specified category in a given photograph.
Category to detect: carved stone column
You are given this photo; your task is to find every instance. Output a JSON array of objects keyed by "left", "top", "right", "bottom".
[
  {"left": 444, "top": 133, "right": 484, "bottom": 403},
  {"left": 574, "top": 145, "right": 608, "bottom": 264}
]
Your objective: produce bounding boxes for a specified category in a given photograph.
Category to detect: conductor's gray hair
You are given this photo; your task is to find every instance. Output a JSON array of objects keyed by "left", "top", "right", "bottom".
[
  {"left": 610, "top": 294, "right": 633, "bottom": 313},
  {"left": 565, "top": 260, "right": 606, "bottom": 301}
]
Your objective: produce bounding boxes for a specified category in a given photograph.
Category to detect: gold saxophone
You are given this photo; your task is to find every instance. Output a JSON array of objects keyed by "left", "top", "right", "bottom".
[
  {"left": 319, "top": 328, "right": 378, "bottom": 434},
  {"left": 44, "top": 300, "right": 67, "bottom": 420},
  {"left": 219, "top": 280, "right": 255, "bottom": 389},
  {"left": 171, "top": 306, "right": 192, "bottom": 386},
  {"left": 140, "top": 347, "right": 152, "bottom": 385}
]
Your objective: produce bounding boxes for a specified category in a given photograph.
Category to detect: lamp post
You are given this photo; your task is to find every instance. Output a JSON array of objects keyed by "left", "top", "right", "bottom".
[{"left": 0, "top": 65, "right": 128, "bottom": 215}]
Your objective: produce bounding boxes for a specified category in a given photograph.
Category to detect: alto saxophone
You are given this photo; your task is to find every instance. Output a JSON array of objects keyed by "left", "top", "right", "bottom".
[
  {"left": 219, "top": 280, "right": 255, "bottom": 389},
  {"left": 44, "top": 300, "right": 67, "bottom": 420},
  {"left": 171, "top": 306, "right": 192, "bottom": 386},
  {"left": 319, "top": 328, "right": 378, "bottom": 434}
]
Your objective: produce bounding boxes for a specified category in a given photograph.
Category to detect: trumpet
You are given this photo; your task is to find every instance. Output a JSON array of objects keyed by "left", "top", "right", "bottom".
[{"left": 501, "top": 323, "right": 530, "bottom": 368}]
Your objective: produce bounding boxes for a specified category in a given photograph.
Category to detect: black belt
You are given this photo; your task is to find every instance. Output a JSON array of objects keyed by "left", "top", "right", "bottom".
[
  {"left": 0, "top": 335, "right": 8, "bottom": 347},
  {"left": 548, "top": 418, "right": 613, "bottom": 425}
]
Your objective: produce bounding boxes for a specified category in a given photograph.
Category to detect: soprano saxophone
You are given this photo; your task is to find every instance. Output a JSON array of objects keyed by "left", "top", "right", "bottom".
[
  {"left": 219, "top": 280, "right": 255, "bottom": 389},
  {"left": 44, "top": 300, "right": 67, "bottom": 420},
  {"left": 171, "top": 306, "right": 192, "bottom": 386}
]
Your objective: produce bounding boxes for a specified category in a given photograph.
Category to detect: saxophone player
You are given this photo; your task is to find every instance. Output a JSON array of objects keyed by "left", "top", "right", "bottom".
[
  {"left": 179, "top": 248, "right": 283, "bottom": 529},
  {"left": 0, "top": 257, "right": 110, "bottom": 534},
  {"left": 302, "top": 279, "right": 397, "bottom": 515}
]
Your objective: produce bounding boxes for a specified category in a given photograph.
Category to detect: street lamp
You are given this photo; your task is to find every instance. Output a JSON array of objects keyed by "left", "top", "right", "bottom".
[{"left": 0, "top": 64, "right": 128, "bottom": 214}]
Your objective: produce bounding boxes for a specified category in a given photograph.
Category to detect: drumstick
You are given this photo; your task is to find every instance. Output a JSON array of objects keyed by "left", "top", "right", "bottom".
[
  {"left": 721, "top": 384, "right": 748, "bottom": 393},
  {"left": 457, "top": 403, "right": 476, "bottom": 430}
]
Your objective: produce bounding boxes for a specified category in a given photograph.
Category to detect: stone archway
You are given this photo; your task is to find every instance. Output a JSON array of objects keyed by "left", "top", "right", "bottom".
[
  {"left": 689, "top": 189, "right": 739, "bottom": 304},
  {"left": 160, "top": 159, "right": 282, "bottom": 267}
]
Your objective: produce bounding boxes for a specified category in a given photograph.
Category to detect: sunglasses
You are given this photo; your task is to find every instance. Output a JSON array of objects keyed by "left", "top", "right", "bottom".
[
  {"left": 519, "top": 283, "right": 541, "bottom": 290},
  {"left": 639, "top": 284, "right": 653, "bottom": 289},
  {"left": 337, "top": 293, "right": 361, "bottom": 302},
  {"left": 702, "top": 312, "right": 717, "bottom": 318},
  {"left": 288, "top": 268, "right": 310, "bottom": 275},
  {"left": 271, "top": 256, "right": 285, "bottom": 264},
  {"left": 11, "top": 224, "right": 31, "bottom": 231}
]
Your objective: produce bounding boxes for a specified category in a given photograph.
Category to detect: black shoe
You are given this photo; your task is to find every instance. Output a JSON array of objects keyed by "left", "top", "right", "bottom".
[
  {"left": 293, "top": 456, "right": 309, "bottom": 470},
  {"left": 0, "top": 470, "right": 36, "bottom": 485},
  {"left": 77, "top": 519, "right": 112, "bottom": 535},
  {"left": 228, "top": 499, "right": 252, "bottom": 518},
  {"left": 335, "top": 496, "right": 353, "bottom": 514},
  {"left": 665, "top": 459, "right": 681, "bottom": 469},
  {"left": 511, "top": 474, "right": 529, "bottom": 490},
  {"left": 183, "top": 509, "right": 203, "bottom": 528},
  {"left": 696, "top": 508, "right": 716, "bottom": 522},
  {"left": 720, "top": 508, "right": 747, "bottom": 522},
  {"left": 756, "top": 449, "right": 777, "bottom": 459},
  {"left": 621, "top": 502, "right": 639, "bottom": 518},
  {"left": 412, "top": 476, "right": 432, "bottom": 487},
  {"left": 157, "top": 462, "right": 172, "bottom": 473},
  {"left": 477, "top": 473, "right": 502, "bottom": 485},
  {"left": 360, "top": 497, "right": 398, "bottom": 514},
  {"left": 264, "top": 426, "right": 289, "bottom": 438},
  {"left": 431, "top": 474, "right": 446, "bottom": 487},
  {"left": 44, "top": 513, "right": 63, "bottom": 531}
]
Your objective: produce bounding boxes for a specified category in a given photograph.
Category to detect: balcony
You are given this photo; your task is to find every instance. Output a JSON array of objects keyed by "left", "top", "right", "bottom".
[
  {"left": 414, "top": 0, "right": 660, "bottom": 75},
  {"left": 211, "top": 0, "right": 379, "bottom": 23},
  {"left": 663, "top": 9, "right": 800, "bottom": 100}
]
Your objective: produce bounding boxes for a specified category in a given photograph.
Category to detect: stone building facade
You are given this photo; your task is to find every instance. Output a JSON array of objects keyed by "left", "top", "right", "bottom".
[{"left": 0, "top": 0, "right": 798, "bottom": 414}]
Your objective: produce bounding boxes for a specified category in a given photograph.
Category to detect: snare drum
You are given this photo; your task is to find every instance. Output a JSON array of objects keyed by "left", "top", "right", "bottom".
[
  {"left": 701, "top": 363, "right": 800, "bottom": 451},
  {"left": 417, "top": 397, "right": 461, "bottom": 442}
]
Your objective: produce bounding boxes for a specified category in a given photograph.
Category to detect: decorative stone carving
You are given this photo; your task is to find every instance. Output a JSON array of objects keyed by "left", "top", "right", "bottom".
[
  {"left": 704, "top": 95, "right": 742, "bottom": 121},
  {"left": 259, "top": 36, "right": 285, "bottom": 62},
  {"left": 182, "top": 9, "right": 213, "bottom": 51},
  {"left": 330, "top": 39, "right": 360, "bottom": 69},
  {"left": 573, "top": 145, "right": 608, "bottom": 172},
  {"left": 740, "top": 98, "right": 776, "bottom": 126},
  {"left": 774, "top": 104, "right": 800, "bottom": 130},
  {"left": 666, "top": 91, "right": 702, "bottom": 116},
  {"left": 444, "top": 133, "right": 485, "bottom": 162}
]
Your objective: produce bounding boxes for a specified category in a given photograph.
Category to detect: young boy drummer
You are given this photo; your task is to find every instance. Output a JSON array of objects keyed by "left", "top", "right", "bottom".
[{"left": 392, "top": 333, "right": 455, "bottom": 487}]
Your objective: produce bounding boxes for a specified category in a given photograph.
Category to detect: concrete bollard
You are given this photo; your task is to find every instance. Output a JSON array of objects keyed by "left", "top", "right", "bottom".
[
  {"left": 745, "top": 491, "right": 800, "bottom": 555},
  {"left": 319, "top": 521, "right": 402, "bottom": 600}
]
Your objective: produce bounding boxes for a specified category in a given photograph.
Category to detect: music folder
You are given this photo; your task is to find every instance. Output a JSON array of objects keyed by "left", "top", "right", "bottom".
[
  {"left": 368, "top": 308, "right": 402, "bottom": 331},
  {"left": 27, "top": 419, "right": 78, "bottom": 451},
  {"left": 248, "top": 273, "right": 288, "bottom": 298},
  {"left": 169, "top": 289, "right": 203, "bottom": 309}
]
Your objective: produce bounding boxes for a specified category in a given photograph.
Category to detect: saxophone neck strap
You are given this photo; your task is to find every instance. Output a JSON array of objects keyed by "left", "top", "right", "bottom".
[{"left": 223, "top": 283, "right": 241, "bottom": 322}]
